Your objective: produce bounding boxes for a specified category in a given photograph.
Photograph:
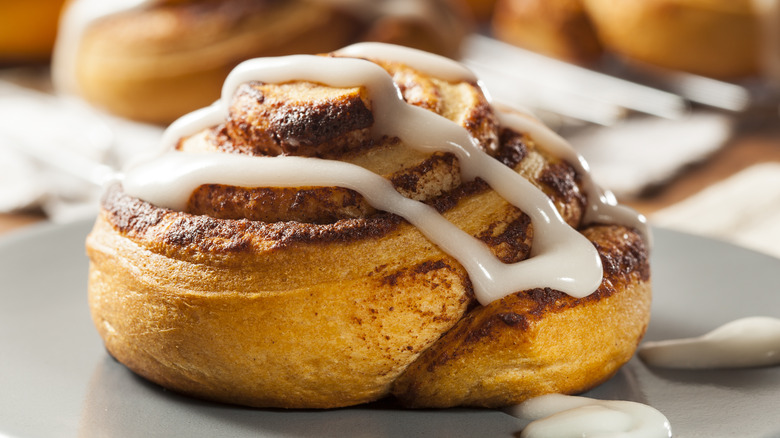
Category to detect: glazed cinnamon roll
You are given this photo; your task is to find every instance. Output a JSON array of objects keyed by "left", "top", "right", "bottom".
[
  {"left": 53, "top": 0, "right": 472, "bottom": 124},
  {"left": 85, "top": 43, "right": 651, "bottom": 409}
]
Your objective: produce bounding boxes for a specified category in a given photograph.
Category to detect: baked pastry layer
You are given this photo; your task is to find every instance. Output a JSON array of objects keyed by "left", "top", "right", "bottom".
[
  {"left": 89, "top": 196, "right": 648, "bottom": 408},
  {"left": 392, "top": 224, "right": 650, "bottom": 408}
]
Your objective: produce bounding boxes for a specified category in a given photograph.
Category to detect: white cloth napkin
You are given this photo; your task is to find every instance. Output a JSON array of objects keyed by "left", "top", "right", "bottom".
[
  {"left": 0, "top": 78, "right": 162, "bottom": 222},
  {"left": 568, "top": 112, "right": 733, "bottom": 198}
]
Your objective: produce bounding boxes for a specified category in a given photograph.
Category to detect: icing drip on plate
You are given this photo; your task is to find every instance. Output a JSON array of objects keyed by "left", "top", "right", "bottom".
[
  {"left": 639, "top": 316, "right": 780, "bottom": 369},
  {"left": 122, "top": 43, "right": 648, "bottom": 305},
  {"left": 507, "top": 394, "right": 672, "bottom": 438}
]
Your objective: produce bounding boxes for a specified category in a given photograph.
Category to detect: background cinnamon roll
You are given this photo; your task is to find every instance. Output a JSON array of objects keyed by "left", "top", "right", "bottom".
[
  {"left": 53, "top": 0, "right": 472, "bottom": 124},
  {"left": 85, "top": 43, "right": 651, "bottom": 409},
  {"left": 491, "top": 0, "right": 769, "bottom": 80}
]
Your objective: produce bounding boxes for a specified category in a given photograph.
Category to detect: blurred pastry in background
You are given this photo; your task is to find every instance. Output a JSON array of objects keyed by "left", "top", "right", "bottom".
[
  {"left": 0, "top": 0, "right": 68, "bottom": 64},
  {"left": 491, "top": 0, "right": 775, "bottom": 80},
  {"left": 52, "top": 0, "right": 472, "bottom": 124},
  {"left": 461, "top": 0, "right": 499, "bottom": 21},
  {"left": 582, "top": 0, "right": 758, "bottom": 79},
  {"left": 491, "top": 0, "right": 602, "bottom": 66}
]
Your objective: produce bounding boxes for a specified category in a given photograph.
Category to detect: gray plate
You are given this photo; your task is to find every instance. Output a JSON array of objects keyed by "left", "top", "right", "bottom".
[{"left": 1, "top": 219, "right": 779, "bottom": 438}]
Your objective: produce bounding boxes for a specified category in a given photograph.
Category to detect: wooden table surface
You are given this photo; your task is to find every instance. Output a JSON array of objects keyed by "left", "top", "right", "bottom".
[
  {"left": 0, "top": 210, "right": 45, "bottom": 236},
  {"left": 629, "top": 123, "right": 780, "bottom": 216}
]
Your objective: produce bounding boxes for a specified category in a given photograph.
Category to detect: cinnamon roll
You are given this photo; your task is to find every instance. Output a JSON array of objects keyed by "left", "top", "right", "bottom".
[
  {"left": 85, "top": 43, "right": 651, "bottom": 409},
  {"left": 53, "top": 0, "right": 472, "bottom": 124},
  {"left": 492, "top": 0, "right": 768, "bottom": 79}
]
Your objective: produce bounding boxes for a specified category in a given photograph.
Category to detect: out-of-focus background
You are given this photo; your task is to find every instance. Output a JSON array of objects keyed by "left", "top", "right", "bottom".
[{"left": 2, "top": 0, "right": 779, "bottom": 258}]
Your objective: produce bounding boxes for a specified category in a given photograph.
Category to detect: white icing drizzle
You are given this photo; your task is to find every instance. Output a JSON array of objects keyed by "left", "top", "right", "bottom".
[
  {"left": 506, "top": 394, "right": 672, "bottom": 438},
  {"left": 122, "top": 43, "right": 648, "bottom": 305},
  {"left": 334, "top": 42, "right": 476, "bottom": 82},
  {"left": 639, "top": 316, "right": 780, "bottom": 369}
]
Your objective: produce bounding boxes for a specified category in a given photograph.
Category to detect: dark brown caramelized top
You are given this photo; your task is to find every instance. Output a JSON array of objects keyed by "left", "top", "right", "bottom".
[
  {"left": 105, "top": 56, "right": 588, "bottom": 261},
  {"left": 219, "top": 81, "right": 376, "bottom": 158}
]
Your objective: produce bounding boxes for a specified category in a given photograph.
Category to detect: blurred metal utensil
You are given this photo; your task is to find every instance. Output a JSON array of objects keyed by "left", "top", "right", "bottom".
[
  {"left": 610, "top": 61, "right": 752, "bottom": 112},
  {"left": 461, "top": 35, "right": 689, "bottom": 124}
]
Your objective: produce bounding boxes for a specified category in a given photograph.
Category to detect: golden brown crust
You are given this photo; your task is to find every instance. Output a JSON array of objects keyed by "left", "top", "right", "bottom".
[
  {"left": 391, "top": 225, "right": 650, "bottom": 407},
  {"left": 492, "top": 0, "right": 761, "bottom": 78},
  {"left": 68, "top": 0, "right": 472, "bottom": 124},
  {"left": 88, "top": 161, "right": 537, "bottom": 407},
  {"left": 85, "top": 53, "right": 650, "bottom": 409},
  {"left": 88, "top": 208, "right": 475, "bottom": 408}
]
